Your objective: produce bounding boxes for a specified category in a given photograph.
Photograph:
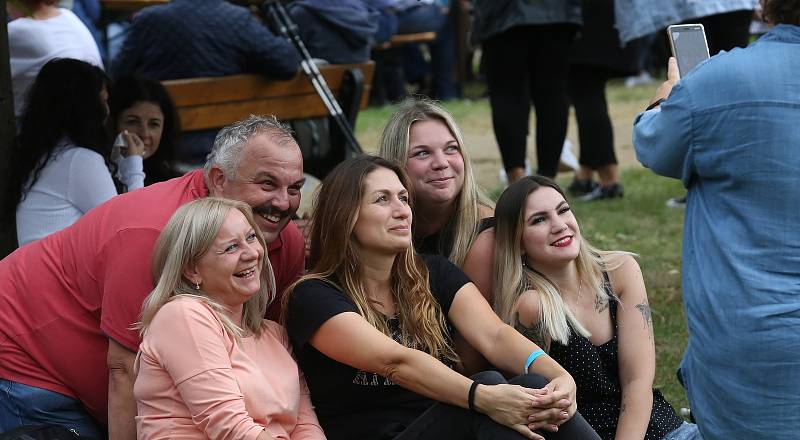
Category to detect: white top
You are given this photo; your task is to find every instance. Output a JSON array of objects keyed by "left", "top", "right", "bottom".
[
  {"left": 9, "top": 8, "right": 104, "bottom": 116},
  {"left": 16, "top": 144, "right": 145, "bottom": 246}
]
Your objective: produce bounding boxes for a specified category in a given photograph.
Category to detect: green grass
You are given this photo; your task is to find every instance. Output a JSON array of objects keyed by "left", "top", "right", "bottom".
[{"left": 355, "top": 98, "right": 492, "bottom": 152}]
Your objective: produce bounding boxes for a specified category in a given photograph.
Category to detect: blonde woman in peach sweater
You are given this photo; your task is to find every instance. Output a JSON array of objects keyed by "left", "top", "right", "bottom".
[{"left": 134, "top": 197, "right": 325, "bottom": 440}]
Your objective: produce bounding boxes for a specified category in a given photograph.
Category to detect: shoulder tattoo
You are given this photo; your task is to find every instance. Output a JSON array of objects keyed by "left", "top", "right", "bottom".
[{"left": 594, "top": 294, "right": 609, "bottom": 313}]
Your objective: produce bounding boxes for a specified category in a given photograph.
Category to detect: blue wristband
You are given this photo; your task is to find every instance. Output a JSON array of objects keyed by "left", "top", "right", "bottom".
[{"left": 524, "top": 349, "right": 546, "bottom": 374}]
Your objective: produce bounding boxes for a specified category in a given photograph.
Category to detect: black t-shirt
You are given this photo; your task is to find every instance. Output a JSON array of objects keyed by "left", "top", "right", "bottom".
[
  {"left": 286, "top": 255, "right": 471, "bottom": 440},
  {"left": 414, "top": 217, "right": 495, "bottom": 258}
]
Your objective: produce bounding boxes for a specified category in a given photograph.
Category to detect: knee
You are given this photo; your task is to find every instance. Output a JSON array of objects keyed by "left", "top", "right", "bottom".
[
  {"left": 470, "top": 370, "right": 507, "bottom": 386},
  {"left": 508, "top": 372, "right": 549, "bottom": 389}
]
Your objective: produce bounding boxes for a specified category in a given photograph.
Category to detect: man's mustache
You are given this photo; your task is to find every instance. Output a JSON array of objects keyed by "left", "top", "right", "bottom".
[{"left": 252, "top": 204, "right": 290, "bottom": 220}]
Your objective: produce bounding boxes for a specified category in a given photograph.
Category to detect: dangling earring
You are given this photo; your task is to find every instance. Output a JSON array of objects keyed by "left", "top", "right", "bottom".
[
  {"left": 193, "top": 281, "right": 201, "bottom": 290},
  {"left": 521, "top": 254, "right": 529, "bottom": 269}
]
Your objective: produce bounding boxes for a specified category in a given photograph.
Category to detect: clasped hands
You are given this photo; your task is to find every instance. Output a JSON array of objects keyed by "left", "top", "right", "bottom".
[{"left": 474, "top": 374, "right": 577, "bottom": 440}]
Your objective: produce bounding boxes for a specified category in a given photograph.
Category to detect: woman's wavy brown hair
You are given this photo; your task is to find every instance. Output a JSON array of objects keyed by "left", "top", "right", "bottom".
[
  {"left": 283, "top": 155, "right": 457, "bottom": 362},
  {"left": 762, "top": 0, "right": 800, "bottom": 25}
]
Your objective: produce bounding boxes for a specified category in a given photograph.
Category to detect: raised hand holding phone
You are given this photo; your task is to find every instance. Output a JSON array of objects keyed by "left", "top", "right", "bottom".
[
  {"left": 667, "top": 24, "right": 711, "bottom": 78},
  {"left": 646, "top": 58, "right": 680, "bottom": 110}
]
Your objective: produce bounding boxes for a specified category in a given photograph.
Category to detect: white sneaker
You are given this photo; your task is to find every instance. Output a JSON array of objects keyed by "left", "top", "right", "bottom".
[
  {"left": 624, "top": 71, "right": 654, "bottom": 88},
  {"left": 665, "top": 195, "right": 687, "bottom": 209},
  {"left": 499, "top": 159, "right": 533, "bottom": 185},
  {"left": 499, "top": 139, "right": 578, "bottom": 184},
  {"left": 559, "top": 139, "right": 579, "bottom": 172}
]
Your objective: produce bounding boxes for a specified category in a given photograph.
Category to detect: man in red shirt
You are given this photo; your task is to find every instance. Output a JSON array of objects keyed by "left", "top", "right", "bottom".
[{"left": 0, "top": 116, "right": 305, "bottom": 438}]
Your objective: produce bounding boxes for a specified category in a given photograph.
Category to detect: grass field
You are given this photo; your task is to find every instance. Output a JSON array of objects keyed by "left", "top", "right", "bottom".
[{"left": 353, "top": 79, "right": 693, "bottom": 412}]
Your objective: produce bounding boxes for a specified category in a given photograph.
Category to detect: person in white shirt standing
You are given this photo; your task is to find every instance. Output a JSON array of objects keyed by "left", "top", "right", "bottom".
[{"left": 8, "top": 0, "right": 103, "bottom": 117}]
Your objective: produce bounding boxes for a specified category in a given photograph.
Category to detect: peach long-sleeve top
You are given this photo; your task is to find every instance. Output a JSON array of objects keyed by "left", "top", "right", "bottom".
[{"left": 134, "top": 297, "right": 325, "bottom": 440}]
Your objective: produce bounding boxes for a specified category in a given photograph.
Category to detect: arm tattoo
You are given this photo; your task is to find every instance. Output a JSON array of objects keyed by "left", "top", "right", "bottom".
[
  {"left": 635, "top": 302, "right": 654, "bottom": 340},
  {"left": 619, "top": 402, "right": 627, "bottom": 416},
  {"left": 518, "top": 321, "right": 547, "bottom": 350}
]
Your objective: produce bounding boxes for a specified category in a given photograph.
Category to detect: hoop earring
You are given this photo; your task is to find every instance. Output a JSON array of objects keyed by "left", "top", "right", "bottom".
[{"left": 193, "top": 281, "right": 201, "bottom": 290}]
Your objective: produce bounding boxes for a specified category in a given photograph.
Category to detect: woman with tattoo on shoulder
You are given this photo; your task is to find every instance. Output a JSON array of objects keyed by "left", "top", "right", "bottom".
[{"left": 463, "top": 176, "right": 700, "bottom": 440}]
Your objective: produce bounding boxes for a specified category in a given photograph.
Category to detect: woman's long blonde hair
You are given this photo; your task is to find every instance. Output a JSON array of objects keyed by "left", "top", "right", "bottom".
[
  {"left": 283, "top": 155, "right": 457, "bottom": 362},
  {"left": 138, "top": 197, "right": 275, "bottom": 341},
  {"left": 492, "top": 176, "right": 624, "bottom": 345},
  {"left": 377, "top": 98, "right": 493, "bottom": 267}
]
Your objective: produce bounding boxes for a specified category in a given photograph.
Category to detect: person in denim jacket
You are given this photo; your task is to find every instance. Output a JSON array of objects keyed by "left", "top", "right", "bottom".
[
  {"left": 614, "top": 0, "right": 758, "bottom": 44},
  {"left": 633, "top": 1, "right": 800, "bottom": 437}
]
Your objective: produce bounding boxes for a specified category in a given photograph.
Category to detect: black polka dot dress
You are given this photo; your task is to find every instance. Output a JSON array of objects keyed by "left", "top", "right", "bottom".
[{"left": 548, "top": 291, "right": 683, "bottom": 439}]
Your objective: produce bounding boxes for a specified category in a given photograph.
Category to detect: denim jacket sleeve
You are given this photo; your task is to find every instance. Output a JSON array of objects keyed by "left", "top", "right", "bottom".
[{"left": 632, "top": 81, "right": 696, "bottom": 186}]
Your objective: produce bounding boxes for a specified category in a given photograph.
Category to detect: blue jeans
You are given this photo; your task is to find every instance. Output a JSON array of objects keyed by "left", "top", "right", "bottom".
[
  {"left": 663, "top": 422, "right": 703, "bottom": 440},
  {"left": 397, "top": 5, "right": 458, "bottom": 100},
  {"left": 0, "top": 379, "right": 105, "bottom": 438}
]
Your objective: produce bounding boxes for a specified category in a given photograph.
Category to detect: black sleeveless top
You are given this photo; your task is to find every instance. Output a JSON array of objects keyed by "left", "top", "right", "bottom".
[{"left": 541, "top": 288, "right": 683, "bottom": 439}]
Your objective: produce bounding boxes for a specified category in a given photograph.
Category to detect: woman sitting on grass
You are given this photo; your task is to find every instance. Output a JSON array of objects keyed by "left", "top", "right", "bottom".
[
  {"left": 465, "top": 176, "right": 698, "bottom": 440},
  {"left": 378, "top": 98, "right": 494, "bottom": 267},
  {"left": 284, "top": 155, "right": 601, "bottom": 440},
  {"left": 135, "top": 197, "right": 324, "bottom": 440}
]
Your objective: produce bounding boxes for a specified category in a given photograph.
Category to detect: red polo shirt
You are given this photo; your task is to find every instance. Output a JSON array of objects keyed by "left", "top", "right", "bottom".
[{"left": 0, "top": 170, "right": 304, "bottom": 422}]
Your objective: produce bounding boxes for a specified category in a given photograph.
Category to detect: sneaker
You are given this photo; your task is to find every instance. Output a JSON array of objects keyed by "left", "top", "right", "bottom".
[
  {"left": 579, "top": 183, "right": 624, "bottom": 201},
  {"left": 567, "top": 178, "right": 598, "bottom": 196},
  {"left": 499, "top": 159, "right": 533, "bottom": 185},
  {"left": 558, "top": 139, "right": 579, "bottom": 172},
  {"left": 666, "top": 195, "right": 686, "bottom": 208},
  {"left": 624, "top": 71, "right": 654, "bottom": 88}
]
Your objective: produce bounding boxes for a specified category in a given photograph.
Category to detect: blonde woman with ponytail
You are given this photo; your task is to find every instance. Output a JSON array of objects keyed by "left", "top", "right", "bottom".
[
  {"left": 134, "top": 197, "right": 325, "bottom": 440},
  {"left": 283, "top": 156, "right": 600, "bottom": 440},
  {"left": 466, "top": 176, "right": 698, "bottom": 440}
]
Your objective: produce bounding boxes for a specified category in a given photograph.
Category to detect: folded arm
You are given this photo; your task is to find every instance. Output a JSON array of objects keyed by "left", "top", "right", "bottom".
[{"left": 308, "top": 311, "right": 547, "bottom": 439}]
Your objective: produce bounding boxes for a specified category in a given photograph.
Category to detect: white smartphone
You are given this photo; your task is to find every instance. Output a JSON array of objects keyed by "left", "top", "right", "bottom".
[{"left": 667, "top": 24, "right": 710, "bottom": 78}]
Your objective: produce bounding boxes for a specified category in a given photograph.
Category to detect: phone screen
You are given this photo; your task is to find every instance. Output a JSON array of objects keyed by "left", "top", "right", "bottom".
[{"left": 669, "top": 25, "right": 710, "bottom": 78}]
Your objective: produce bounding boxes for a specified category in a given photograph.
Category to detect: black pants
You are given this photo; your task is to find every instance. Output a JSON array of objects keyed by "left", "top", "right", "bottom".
[
  {"left": 691, "top": 9, "right": 753, "bottom": 55},
  {"left": 483, "top": 24, "right": 577, "bottom": 178},
  {"left": 395, "top": 371, "right": 601, "bottom": 440},
  {"left": 567, "top": 65, "right": 618, "bottom": 169}
]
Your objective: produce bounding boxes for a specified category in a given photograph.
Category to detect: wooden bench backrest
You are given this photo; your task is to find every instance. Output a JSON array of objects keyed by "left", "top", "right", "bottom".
[
  {"left": 375, "top": 32, "right": 436, "bottom": 50},
  {"left": 162, "top": 62, "right": 374, "bottom": 132}
]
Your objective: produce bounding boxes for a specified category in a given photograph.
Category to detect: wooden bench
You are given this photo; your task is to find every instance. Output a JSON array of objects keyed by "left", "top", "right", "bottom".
[
  {"left": 161, "top": 62, "right": 373, "bottom": 177},
  {"left": 162, "top": 62, "right": 374, "bottom": 132},
  {"left": 375, "top": 32, "right": 437, "bottom": 50}
]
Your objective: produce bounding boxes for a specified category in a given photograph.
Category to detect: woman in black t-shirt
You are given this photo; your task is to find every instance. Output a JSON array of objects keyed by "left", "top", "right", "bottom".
[{"left": 284, "top": 156, "right": 600, "bottom": 440}]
